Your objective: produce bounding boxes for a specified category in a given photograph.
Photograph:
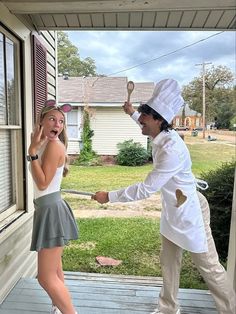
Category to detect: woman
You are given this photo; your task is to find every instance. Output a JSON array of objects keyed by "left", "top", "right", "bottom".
[{"left": 28, "top": 100, "right": 78, "bottom": 314}]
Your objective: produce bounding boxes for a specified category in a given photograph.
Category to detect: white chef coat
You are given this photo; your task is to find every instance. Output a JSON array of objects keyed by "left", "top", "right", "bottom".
[{"left": 109, "top": 113, "right": 207, "bottom": 253}]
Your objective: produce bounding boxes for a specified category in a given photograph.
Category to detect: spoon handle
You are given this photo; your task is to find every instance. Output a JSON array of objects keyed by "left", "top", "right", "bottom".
[{"left": 127, "top": 81, "right": 135, "bottom": 103}]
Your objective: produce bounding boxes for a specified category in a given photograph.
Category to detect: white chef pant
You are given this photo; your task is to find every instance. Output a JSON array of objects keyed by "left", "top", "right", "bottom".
[{"left": 158, "top": 192, "right": 236, "bottom": 314}]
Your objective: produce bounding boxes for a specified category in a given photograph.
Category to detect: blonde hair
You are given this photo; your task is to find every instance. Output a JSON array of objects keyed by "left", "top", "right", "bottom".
[{"left": 38, "top": 106, "right": 69, "bottom": 177}]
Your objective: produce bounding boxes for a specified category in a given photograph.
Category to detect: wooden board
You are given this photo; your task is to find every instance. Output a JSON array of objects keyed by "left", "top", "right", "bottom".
[{"left": 0, "top": 272, "right": 217, "bottom": 314}]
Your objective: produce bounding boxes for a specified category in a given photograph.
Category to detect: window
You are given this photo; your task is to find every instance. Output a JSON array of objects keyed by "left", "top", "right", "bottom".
[
  {"left": 0, "top": 26, "right": 24, "bottom": 227},
  {"left": 67, "top": 108, "right": 82, "bottom": 140}
]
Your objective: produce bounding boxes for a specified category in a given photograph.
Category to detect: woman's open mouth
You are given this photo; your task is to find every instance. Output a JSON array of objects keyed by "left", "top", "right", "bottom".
[{"left": 50, "top": 130, "right": 58, "bottom": 136}]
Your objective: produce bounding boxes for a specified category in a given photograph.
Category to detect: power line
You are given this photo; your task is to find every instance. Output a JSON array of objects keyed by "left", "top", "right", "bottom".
[
  {"left": 92, "top": 31, "right": 224, "bottom": 86},
  {"left": 106, "top": 31, "right": 224, "bottom": 77}
]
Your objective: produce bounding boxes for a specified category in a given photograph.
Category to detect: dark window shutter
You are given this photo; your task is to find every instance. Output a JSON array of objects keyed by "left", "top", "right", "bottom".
[{"left": 33, "top": 35, "right": 47, "bottom": 121}]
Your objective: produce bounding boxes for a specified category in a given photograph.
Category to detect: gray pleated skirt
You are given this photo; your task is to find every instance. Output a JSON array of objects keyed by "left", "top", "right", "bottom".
[{"left": 30, "top": 191, "right": 79, "bottom": 252}]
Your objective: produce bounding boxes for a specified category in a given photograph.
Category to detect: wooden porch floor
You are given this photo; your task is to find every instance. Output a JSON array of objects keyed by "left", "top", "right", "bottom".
[{"left": 0, "top": 272, "right": 217, "bottom": 314}]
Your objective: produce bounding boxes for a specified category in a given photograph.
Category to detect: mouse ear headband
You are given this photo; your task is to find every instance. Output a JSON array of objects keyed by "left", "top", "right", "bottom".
[{"left": 44, "top": 99, "right": 72, "bottom": 113}]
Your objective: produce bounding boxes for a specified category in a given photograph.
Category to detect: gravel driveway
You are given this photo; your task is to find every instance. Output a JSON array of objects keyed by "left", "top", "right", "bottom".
[{"left": 73, "top": 194, "right": 162, "bottom": 219}]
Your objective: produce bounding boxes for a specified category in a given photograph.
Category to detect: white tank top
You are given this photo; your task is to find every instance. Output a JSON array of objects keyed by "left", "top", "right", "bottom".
[{"left": 31, "top": 141, "right": 64, "bottom": 199}]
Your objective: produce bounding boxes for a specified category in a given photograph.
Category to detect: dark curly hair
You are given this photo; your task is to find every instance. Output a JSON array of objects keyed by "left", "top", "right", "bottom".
[{"left": 138, "top": 104, "right": 172, "bottom": 132}]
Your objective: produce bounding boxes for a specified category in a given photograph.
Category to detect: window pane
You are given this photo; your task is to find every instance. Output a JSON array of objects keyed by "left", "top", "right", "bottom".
[
  {"left": 67, "top": 110, "right": 77, "bottom": 124},
  {"left": 0, "top": 130, "right": 15, "bottom": 213},
  {"left": 6, "top": 37, "right": 18, "bottom": 125},
  {"left": 0, "top": 33, "right": 6, "bottom": 125},
  {"left": 67, "top": 125, "right": 78, "bottom": 139}
]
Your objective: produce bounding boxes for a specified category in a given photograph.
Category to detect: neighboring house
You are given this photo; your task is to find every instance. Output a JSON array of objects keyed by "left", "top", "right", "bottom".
[
  {"left": 59, "top": 76, "right": 202, "bottom": 155},
  {"left": 58, "top": 76, "right": 154, "bottom": 155},
  {"left": 173, "top": 103, "right": 202, "bottom": 130},
  {"left": 0, "top": 4, "right": 57, "bottom": 303}
]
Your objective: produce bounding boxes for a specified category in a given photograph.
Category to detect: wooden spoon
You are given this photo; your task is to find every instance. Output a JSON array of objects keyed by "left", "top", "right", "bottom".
[{"left": 127, "top": 81, "right": 135, "bottom": 103}]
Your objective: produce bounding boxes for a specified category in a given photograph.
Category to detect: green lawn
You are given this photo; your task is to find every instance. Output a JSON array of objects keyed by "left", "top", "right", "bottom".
[
  {"left": 62, "top": 138, "right": 234, "bottom": 289},
  {"left": 62, "top": 140, "right": 235, "bottom": 192},
  {"left": 63, "top": 218, "right": 207, "bottom": 289},
  {"left": 188, "top": 143, "right": 235, "bottom": 176}
]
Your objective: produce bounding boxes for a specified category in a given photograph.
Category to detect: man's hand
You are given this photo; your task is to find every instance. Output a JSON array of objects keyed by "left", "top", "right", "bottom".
[
  {"left": 123, "top": 101, "right": 135, "bottom": 116},
  {"left": 92, "top": 191, "right": 109, "bottom": 204}
]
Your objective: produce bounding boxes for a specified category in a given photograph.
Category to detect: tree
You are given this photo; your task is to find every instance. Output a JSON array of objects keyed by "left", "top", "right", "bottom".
[
  {"left": 212, "top": 86, "right": 236, "bottom": 129},
  {"left": 182, "top": 65, "right": 235, "bottom": 128},
  {"left": 181, "top": 103, "right": 186, "bottom": 125},
  {"left": 57, "top": 31, "right": 97, "bottom": 77}
]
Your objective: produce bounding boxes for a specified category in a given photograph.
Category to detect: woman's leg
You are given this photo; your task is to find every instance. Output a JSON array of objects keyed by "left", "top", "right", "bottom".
[
  {"left": 51, "top": 258, "right": 64, "bottom": 312},
  {"left": 57, "top": 258, "right": 64, "bottom": 283},
  {"left": 38, "top": 247, "right": 76, "bottom": 314}
]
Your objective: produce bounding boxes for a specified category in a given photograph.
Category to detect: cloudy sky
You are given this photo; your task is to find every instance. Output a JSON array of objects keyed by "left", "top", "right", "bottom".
[{"left": 67, "top": 31, "right": 235, "bottom": 87}]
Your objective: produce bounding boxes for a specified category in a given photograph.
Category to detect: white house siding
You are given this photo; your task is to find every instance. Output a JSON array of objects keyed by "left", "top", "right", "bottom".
[
  {"left": 90, "top": 107, "right": 147, "bottom": 155},
  {"left": 68, "top": 140, "right": 80, "bottom": 154},
  {"left": 0, "top": 3, "right": 56, "bottom": 304}
]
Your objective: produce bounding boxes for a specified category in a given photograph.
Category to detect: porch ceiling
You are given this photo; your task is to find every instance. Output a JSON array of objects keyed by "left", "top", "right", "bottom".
[{"left": 3, "top": 0, "right": 236, "bottom": 31}]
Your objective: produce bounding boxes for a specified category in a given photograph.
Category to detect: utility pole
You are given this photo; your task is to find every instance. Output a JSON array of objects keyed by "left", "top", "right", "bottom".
[{"left": 195, "top": 62, "right": 212, "bottom": 139}]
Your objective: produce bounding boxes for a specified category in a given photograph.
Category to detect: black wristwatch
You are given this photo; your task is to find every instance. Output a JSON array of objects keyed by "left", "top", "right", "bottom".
[{"left": 27, "top": 154, "right": 38, "bottom": 161}]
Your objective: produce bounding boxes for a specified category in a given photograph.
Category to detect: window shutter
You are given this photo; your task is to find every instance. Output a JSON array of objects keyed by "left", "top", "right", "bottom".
[{"left": 33, "top": 35, "right": 47, "bottom": 121}]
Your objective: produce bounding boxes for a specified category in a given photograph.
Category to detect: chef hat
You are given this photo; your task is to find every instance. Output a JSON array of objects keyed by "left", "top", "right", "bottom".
[{"left": 147, "top": 79, "right": 184, "bottom": 123}]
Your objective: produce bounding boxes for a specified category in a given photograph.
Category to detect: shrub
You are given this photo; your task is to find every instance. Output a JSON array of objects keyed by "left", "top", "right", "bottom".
[
  {"left": 116, "top": 139, "right": 149, "bottom": 166},
  {"left": 201, "top": 161, "right": 235, "bottom": 261},
  {"left": 229, "top": 115, "right": 236, "bottom": 130},
  {"left": 75, "top": 107, "right": 98, "bottom": 165}
]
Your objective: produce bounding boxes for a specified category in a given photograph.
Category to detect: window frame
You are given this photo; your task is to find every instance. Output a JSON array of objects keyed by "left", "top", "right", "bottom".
[
  {"left": 0, "top": 26, "right": 24, "bottom": 229},
  {"left": 66, "top": 107, "right": 82, "bottom": 140}
]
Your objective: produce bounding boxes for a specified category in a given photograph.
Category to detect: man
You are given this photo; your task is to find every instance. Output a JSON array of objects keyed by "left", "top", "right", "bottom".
[{"left": 92, "top": 79, "right": 235, "bottom": 314}]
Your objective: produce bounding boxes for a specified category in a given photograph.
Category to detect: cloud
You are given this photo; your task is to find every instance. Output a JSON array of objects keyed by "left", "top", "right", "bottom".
[{"left": 67, "top": 31, "right": 235, "bottom": 87}]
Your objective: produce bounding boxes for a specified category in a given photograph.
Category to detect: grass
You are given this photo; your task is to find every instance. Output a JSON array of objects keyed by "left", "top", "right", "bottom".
[
  {"left": 62, "top": 135, "right": 235, "bottom": 289},
  {"left": 62, "top": 137, "right": 235, "bottom": 192},
  {"left": 63, "top": 218, "right": 207, "bottom": 289},
  {"left": 188, "top": 143, "right": 235, "bottom": 176},
  {"left": 63, "top": 218, "right": 161, "bottom": 276},
  {"left": 62, "top": 164, "right": 150, "bottom": 192}
]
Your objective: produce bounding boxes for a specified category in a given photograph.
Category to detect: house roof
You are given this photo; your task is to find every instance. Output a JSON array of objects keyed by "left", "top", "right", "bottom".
[
  {"left": 58, "top": 76, "right": 200, "bottom": 116},
  {"left": 58, "top": 76, "right": 154, "bottom": 104}
]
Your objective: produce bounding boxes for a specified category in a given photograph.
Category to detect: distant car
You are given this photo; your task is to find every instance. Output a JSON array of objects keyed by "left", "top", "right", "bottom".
[
  {"left": 174, "top": 126, "right": 189, "bottom": 131},
  {"left": 193, "top": 127, "right": 203, "bottom": 131},
  {"left": 210, "top": 124, "right": 217, "bottom": 130}
]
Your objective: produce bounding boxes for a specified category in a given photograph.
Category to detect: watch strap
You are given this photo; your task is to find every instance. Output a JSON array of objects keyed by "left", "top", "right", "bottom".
[{"left": 27, "top": 154, "right": 38, "bottom": 161}]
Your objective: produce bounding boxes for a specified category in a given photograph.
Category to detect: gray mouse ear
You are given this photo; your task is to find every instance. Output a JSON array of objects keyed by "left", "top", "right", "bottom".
[{"left": 60, "top": 103, "right": 72, "bottom": 113}]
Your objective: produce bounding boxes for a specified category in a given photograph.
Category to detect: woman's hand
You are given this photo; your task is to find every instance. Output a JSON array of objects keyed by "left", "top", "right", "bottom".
[
  {"left": 92, "top": 191, "right": 109, "bottom": 204},
  {"left": 28, "top": 124, "right": 47, "bottom": 155}
]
